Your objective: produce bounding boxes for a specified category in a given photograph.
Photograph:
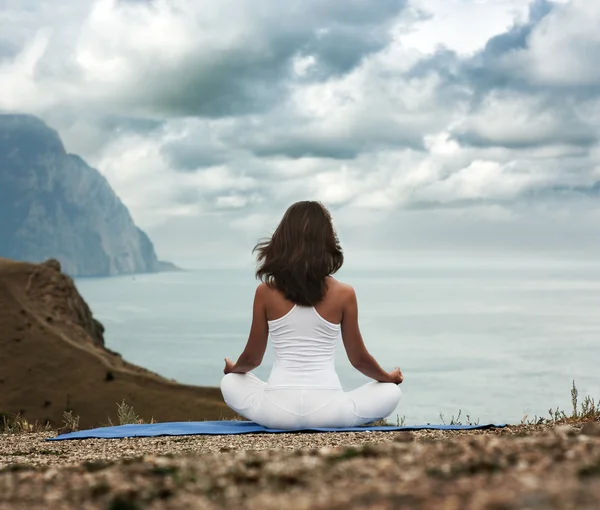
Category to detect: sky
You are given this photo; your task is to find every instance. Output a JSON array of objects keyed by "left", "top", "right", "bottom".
[{"left": 1, "top": 0, "right": 599, "bottom": 268}]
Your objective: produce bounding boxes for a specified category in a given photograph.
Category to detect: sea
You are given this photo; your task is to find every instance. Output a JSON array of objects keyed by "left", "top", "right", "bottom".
[{"left": 74, "top": 257, "right": 600, "bottom": 426}]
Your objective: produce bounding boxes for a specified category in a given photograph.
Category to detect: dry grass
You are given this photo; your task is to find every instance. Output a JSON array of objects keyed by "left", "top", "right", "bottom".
[
  {"left": 377, "top": 380, "right": 599, "bottom": 428},
  {"left": 439, "top": 409, "right": 480, "bottom": 426},
  {"left": 0, "top": 414, "right": 51, "bottom": 434},
  {"left": 522, "top": 380, "right": 600, "bottom": 426},
  {"left": 60, "top": 411, "right": 80, "bottom": 433},
  {"left": 103, "top": 400, "right": 147, "bottom": 427}
]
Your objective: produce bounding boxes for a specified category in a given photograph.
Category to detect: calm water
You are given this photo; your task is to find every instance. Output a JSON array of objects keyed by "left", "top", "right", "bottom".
[{"left": 75, "top": 260, "right": 600, "bottom": 425}]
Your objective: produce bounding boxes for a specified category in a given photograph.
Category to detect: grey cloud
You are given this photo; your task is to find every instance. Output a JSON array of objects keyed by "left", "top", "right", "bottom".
[
  {"left": 410, "top": 0, "right": 599, "bottom": 102},
  {"left": 251, "top": 139, "right": 362, "bottom": 160},
  {"left": 172, "top": 188, "right": 202, "bottom": 206},
  {"left": 158, "top": 121, "right": 234, "bottom": 171},
  {"left": 406, "top": 184, "right": 600, "bottom": 212},
  {"left": 35, "top": 111, "right": 164, "bottom": 160},
  {"left": 463, "top": 0, "right": 555, "bottom": 93},
  {"left": 306, "top": 0, "right": 407, "bottom": 25},
  {"left": 480, "top": 0, "right": 553, "bottom": 57},
  {"left": 454, "top": 128, "right": 597, "bottom": 150},
  {"left": 453, "top": 96, "right": 599, "bottom": 149},
  {"left": 163, "top": 139, "right": 231, "bottom": 171},
  {"left": 217, "top": 65, "right": 450, "bottom": 161},
  {"left": 236, "top": 4, "right": 579, "bottom": 161},
  {"left": 463, "top": 0, "right": 600, "bottom": 97},
  {"left": 82, "top": 2, "right": 404, "bottom": 118},
  {"left": 99, "top": 116, "right": 163, "bottom": 134},
  {"left": 144, "top": 54, "right": 288, "bottom": 118},
  {"left": 0, "top": 0, "right": 409, "bottom": 120},
  {"left": 144, "top": 1, "right": 407, "bottom": 117},
  {"left": 239, "top": 121, "right": 426, "bottom": 160},
  {"left": 526, "top": 181, "right": 600, "bottom": 199},
  {"left": 408, "top": 1, "right": 556, "bottom": 95},
  {"left": 411, "top": 1, "right": 600, "bottom": 151},
  {"left": 301, "top": 27, "right": 390, "bottom": 77},
  {"left": 0, "top": 39, "right": 17, "bottom": 60}
]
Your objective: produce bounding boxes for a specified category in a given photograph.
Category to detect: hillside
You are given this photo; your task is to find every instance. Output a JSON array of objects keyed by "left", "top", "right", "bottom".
[
  {"left": 0, "top": 114, "right": 176, "bottom": 276},
  {"left": 0, "top": 257, "right": 233, "bottom": 428}
]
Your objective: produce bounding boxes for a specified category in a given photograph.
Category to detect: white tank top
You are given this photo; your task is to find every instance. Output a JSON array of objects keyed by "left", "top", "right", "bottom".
[{"left": 266, "top": 305, "right": 343, "bottom": 390}]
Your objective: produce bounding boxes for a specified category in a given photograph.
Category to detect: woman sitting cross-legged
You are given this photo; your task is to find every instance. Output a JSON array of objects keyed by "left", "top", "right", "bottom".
[{"left": 221, "top": 200, "right": 403, "bottom": 430}]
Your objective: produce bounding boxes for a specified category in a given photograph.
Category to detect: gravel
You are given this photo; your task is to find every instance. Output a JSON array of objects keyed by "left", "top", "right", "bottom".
[{"left": 1, "top": 422, "right": 599, "bottom": 509}]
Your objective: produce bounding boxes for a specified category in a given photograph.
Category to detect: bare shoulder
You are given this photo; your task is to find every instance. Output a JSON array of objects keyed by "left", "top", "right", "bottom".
[
  {"left": 327, "top": 277, "right": 356, "bottom": 304},
  {"left": 255, "top": 282, "right": 271, "bottom": 300}
]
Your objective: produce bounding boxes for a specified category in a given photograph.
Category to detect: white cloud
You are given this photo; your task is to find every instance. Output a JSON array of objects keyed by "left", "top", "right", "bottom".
[
  {"left": 398, "top": 0, "right": 534, "bottom": 55},
  {"left": 522, "top": 0, "right": 600, "bottom": 86},
  {"left": 453, "top": 91, "right": 598, "bottom": 148},
  {"left": 417, "top": 160, "right": 537, "bottom": 202}
]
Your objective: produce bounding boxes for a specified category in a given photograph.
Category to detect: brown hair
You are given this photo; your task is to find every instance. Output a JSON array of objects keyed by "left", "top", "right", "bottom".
[{"left": 254, "top": 201, "right": 344, "bottom": 306}]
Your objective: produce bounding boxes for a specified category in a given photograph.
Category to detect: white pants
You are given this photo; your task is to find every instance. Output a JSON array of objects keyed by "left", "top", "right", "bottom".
[{"left": 220, "top": 373, "right": 402, "bottom": 429}]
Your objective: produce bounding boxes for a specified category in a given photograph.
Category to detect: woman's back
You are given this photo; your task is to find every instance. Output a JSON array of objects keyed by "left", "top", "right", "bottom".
[{"left": 266, "top": 303, "right": 342, "bottom": 390}]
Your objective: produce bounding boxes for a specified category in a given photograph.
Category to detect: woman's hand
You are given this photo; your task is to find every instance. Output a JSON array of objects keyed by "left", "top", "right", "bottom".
[
  {"left": 224, "top": 357, "right": 235, "bottom": 375},
  {"left": 388, "top": 367, "right": 404, "bottom": 384}
]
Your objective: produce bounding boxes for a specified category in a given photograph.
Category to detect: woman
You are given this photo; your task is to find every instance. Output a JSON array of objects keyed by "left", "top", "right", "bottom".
[{"left": 221, "top": 201, "right": 403, "bottom": 429}]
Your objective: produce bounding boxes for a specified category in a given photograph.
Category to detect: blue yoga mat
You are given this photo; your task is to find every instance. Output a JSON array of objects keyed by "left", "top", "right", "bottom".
[{"left": 48, "top": 421, "right": 506, "bottom": 441}]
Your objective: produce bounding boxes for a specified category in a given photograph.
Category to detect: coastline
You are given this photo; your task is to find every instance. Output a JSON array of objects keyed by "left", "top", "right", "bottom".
[{"left": 0, "top": 258, "right": 233, "bottom": 428}]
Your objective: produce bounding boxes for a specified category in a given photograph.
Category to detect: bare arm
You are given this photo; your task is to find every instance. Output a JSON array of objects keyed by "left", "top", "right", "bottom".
[
  {"left": 225, "top": 284, "right": 269, "bottom": 374},
  {"left": 340, "top": 286, "right": 402, "bottom": 384}
]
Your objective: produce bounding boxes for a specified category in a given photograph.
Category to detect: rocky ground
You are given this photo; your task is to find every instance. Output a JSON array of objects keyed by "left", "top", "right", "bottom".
[{"left": 1, "top": 421, "right": 599, "bottom": 509}]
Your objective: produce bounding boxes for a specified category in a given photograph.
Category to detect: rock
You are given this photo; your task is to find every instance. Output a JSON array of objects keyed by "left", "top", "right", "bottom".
[
  {"left": 553, "top": 425, "right": 577, "bottom": 438},
  {"left": 42, "top": 259, "right": 62, "bottom": 272},
  {"left": 0, "top": 114, "right": 177, "bottom": 276},
  {"left": 580, "top": 421, "right": 600, "bottom": 437},
  {"left": 393, "top": 431, "right": 415, "bottom": 443}
]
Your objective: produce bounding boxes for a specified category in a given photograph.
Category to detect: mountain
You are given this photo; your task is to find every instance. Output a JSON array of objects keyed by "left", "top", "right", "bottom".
[
  {"left": 0, "top": 114, "right": 177, "bottom": 276},
  {"left": 0, "top": 257, "right": 232, "bottom": 427}
]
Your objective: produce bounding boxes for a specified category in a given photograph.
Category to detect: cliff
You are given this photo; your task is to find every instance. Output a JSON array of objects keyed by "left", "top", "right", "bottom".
[
  {"left": 0, "top": 257, "right": 233, "bottom": 427},
  {"left": 0, "top": 114, "right": 176, "bottom": 276}
]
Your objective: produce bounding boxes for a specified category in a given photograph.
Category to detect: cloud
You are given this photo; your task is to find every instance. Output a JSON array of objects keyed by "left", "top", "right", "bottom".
[
  {"left": 452, "top": 91, "right": 599, "bottom": 149},
  {"left": 519, "top": 0, "right": 600, "bottom": 88},
  {"left": 1, "top": 0, "right": 600, "bottom": 263},
  {"left": 0, "top": 0, "right": 408, "bottom": 117}
]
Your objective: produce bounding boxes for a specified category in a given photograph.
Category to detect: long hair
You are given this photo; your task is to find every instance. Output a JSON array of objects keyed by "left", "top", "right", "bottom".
[{"left": 254, "top": 201, "right": 344, "bottom": 306}]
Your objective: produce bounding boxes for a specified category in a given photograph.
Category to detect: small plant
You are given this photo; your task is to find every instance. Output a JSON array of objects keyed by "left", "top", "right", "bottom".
[
  {"left": 580, "top": 395, "right": 599, "bottom": 420},
  {"left": 439, "top": 409, "right": 480, "bottom": 426},
  {"left": 0, "top": 414, "right": 51, "bottom": 434},
  {"left": 111, "top": 400, "right": 143, "bottom": 425},
  {"left": 571, "top": 380, "right": 579, "bottom": 418},
  {"left": 360, "top": 415, "right": 406, "bottom": 427},
  {"left": 217, "top": 412, "right": 247, "bottom": 422},
  {"left": 61, "top": 410, "right": 80, "bottom": 432},
  {"left": 521, "top": 414, "right": 547, "bottom": 425},
  {"left": 547, "top": 407, "right": 568, "bottom": 423},
  {"left": 523, "top": 381, "right": 600, "bottom": 425},
  {"left": 362, "top": 418, "right": 389, "bottom": 427}
]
